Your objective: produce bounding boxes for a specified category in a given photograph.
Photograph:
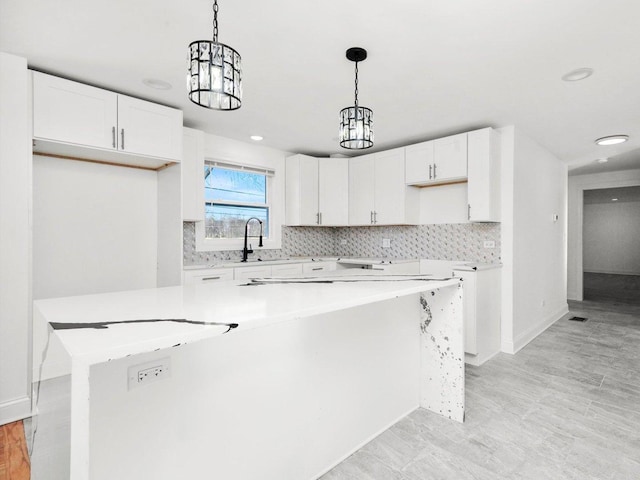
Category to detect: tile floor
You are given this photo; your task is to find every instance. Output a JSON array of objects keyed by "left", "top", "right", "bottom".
[{"left": 321, "top": 300, "right": 640, "bottom": 479}]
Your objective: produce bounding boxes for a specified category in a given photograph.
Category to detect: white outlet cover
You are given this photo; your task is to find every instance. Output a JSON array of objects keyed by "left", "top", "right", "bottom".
[
  {"left": 128, "top": 357, "right": 171, "bottom": 390},
  {"left": 483, "top": 240, "right": 496, "bottom": 249},
  {"left": 382, "top": 238, "right": 391, "bottom": 248}
]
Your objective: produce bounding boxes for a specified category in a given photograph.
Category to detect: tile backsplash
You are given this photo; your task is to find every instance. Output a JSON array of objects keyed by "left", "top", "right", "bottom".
[{"left": 183, "top": 222, "right": 501, "bottom": 266}]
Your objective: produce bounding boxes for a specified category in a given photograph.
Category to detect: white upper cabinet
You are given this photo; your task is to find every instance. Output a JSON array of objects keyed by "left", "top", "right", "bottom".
[
  {"left": 349, "top": 149, "right": 419, "bottom": 225},
  {"left": 32, "top": 72, "right": 183, "bottom": 167},
  {"left": 348, "top": 153, "right": 376, "bottom": 225},
  {"left": 117, "top": 95, "right": 182, "bottom": 161},
  {"left": 318, "top": 157, "right": 349, "bottom": 226},
  {"left": 286, "top": 154, "right": 348, "bottom": 226},
  {"left": 181, "top": 127, "right": 205, "bottom": 222},
  {"left": 405, "top": 132, "right": 468, "bottom": 186},
  {"left": 467, "top": 128, "right": 501, "bottom": 222},
  {"left": 33, "top": 72, "right": 117, "bottom": 150}
]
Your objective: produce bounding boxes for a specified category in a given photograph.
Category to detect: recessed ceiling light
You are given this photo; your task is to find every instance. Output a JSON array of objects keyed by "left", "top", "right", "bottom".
[
  {"left": 612, "top": 198, "right": 619, "bottom": 201},
  {"left": 250, "top": 135, "right": 263, "bottom": 141},
  {"left": 595, "top": 135, "right": 629, "bottom": 146},
  {"left": 596, "top": 158, "right": 608, "bottom": 163},
  {"left": 142, "top": 78, "right": 172, "bottom": 90},
  {"left": 561, "top": 68, "right": 594, "bottom": 82}
]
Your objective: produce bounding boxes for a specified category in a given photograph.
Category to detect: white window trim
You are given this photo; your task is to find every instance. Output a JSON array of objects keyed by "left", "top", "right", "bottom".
[{"left": 195, "top": 159, "right": 282, "bottom": 252}]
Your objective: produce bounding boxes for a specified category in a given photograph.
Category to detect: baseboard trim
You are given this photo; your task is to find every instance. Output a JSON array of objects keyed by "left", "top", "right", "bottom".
[
  {"left": 502, "top": 303, "right": 569, "bottom": 355},
  {"left": 584, "top": 269, "right": 640, "bottom": 276},
  {"left": 0, "top": 396, "right": 31, "bottom": 426},
  {"left": 465, "top": 348, "right": 500, "bottom": 367}
]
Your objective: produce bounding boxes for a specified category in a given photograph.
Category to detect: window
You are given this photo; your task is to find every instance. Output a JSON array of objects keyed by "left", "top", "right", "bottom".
[{"left": 204, "top": 162, "right": 273, "bottom": 239}]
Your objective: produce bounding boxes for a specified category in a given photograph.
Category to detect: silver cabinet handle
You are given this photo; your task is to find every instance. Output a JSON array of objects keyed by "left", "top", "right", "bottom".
[
  {"left": 468, "top": 204, "right": 471, "bottom": 220},
  {"left": 316, "top": 212, "right": 319, "bottom": 225},
  {"left": 429, "top": 164, "right": 432, "bottom": 180},
  {"left": 311, "top": 267, "right": 322, "bottom": 271},
  {"left": 112, "top": 126, "right": 116, "bottom": 148},
  {"left": 202, "top": 276, "right": 221, "bottom": 281},
  {"left": 319, "top": 212, "right": 322, "bottom": 225},
  {"left": 121, "top": 128, "right": 125, "bottom": 150},
  {"left": 373, "top": 211, "right": 377, "bottom": 224},
  {"left": 433, "top": 163, "right": 437, "bottom": 179},
  {"left": 370, "top": 211, "right": 374, "bottom": 224}
]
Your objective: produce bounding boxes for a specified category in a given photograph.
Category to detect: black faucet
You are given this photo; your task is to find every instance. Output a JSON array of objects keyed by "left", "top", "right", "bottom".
[{"left": 241, "top": 217, "right": 263, "bottom": 262}]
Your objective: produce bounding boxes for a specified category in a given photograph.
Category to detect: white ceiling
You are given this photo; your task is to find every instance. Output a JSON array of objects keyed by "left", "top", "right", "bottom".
[{"left": 2, "top": 0, "right": 640, "bottom": 171}]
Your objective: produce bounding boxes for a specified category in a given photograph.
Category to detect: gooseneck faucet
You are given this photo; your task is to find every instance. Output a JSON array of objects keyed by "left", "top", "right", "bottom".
[{"left": 241, "top": 217, "right": 263, "bottom": 262}]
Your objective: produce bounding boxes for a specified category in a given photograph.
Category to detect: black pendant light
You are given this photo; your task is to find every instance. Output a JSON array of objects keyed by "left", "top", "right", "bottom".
[
  {"left": 339, "top": 47, "right": 374, "bottom": 149},
  {"left": 187, "top": 0, "right": 241, "bottom": 110}
]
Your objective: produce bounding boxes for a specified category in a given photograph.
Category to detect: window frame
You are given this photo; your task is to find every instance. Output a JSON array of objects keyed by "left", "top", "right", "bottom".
[{"left": 195, "top": 159, "right": 282, "bottom": 252}]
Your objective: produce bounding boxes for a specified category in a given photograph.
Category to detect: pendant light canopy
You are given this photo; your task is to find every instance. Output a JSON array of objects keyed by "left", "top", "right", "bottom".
[
  {"left": 187, "top": 0, "right": 241, "bottom": 110},
  {"left": 339, "top": 47, "right": 374, "bottom": 150}
]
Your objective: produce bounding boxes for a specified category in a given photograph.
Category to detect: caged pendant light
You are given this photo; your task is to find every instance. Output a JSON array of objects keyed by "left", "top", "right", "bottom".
[
  {"left": 339, "top": 47, "right": 374, "bottom": 149},
  {"left": 187, "top": 0, "right": 241, "bottom": 110}
]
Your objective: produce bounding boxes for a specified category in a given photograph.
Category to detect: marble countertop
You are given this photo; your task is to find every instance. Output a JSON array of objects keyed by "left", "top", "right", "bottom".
[
  {"left": 183, "top": 257, "right": 420, "bottom": 270},
  {"left": 35, "top": 274, "right": 459, "bottom": 366}
]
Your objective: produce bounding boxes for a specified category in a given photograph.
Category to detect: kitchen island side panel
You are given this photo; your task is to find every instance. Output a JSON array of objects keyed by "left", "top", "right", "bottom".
[{"left": 87, "top": 295, "right": 421, "bottom": 480}]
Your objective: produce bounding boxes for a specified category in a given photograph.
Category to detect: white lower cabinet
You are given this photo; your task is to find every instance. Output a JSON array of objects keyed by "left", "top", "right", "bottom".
[
  {"left": 420, "top": 260, "right": 501, "bottom": 365},
  {"left": 454, "top": 265, "right": 501, "bottom": 366},
  {"left": 271, "top": 263, "right": 303, "bottom": 276},
  {"left": 302, "top": 261, "right": 336, "bottom": 274},
  {"left": 183, "top": 268, "right": 234, "bottom": 285},
  {"left": 233, "top": 265, "right": 272, "bottom": 281}
]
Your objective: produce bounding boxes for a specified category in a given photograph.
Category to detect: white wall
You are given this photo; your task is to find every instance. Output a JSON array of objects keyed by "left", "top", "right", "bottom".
[
  {"left": 33, "top": 157, "right": 158, "bottom": 299},
  {"left": 0, "top": 52, "right": 32, "bottom": 424},
  {"left": 583, "top": 201, "right": 640, "bottom": 275},
  {"left": 567, "top": 169, "right": 640, "bottom": 300},
  {"left": 419, "top": 183, "right": 469, "bottom": 224},
  {"left": 500, "top": 127, "right": 568, "bottom": 354}
]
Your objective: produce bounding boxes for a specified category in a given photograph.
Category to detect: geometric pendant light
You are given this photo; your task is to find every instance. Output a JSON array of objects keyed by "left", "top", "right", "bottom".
[
  {"left": 187, "top": 0, "right": 242, "bottom": 110},
  {"left": 339, "top": 47, "right": 373, "bottom": 149}
]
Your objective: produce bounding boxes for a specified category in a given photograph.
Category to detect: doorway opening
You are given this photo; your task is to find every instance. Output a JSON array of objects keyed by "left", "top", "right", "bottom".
[{"left": 582, "top": 186, "right": 640, "bottom": 306}]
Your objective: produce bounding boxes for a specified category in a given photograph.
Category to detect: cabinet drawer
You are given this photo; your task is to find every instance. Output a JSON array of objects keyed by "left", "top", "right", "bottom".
[
  {"left": 183, "top": 268, "right": 234, "bottom": 285},
  {"left": 302, "top": 262, "right": 336, "bottom": 273},
  {"left": 271, "top": 263, "right": 303, "bottom": 276},
  {"left": 234, "top": 265, "right": 272, "bottom": 281}
]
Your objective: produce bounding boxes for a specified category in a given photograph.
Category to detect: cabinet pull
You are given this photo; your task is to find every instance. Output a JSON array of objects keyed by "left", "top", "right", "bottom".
[
  {"left": 316, "top": 212, "right": 320, "bottom": 225},
  {"left": 433, "top": 163, "right": 437, "bottom": 179},
  {"left": 311, "top": 267, "right": 323, "bottom": 271},
  {"left": 429, "top": 164, "right": 432, "bottom": 180},
  {"left": 468, "top": 204, "right": 471, "bottom": 220},
  {"left": 319, "top": 212, "right": 322, "bottom": 225},
  {"left": 374, "top": 211, "right": 377, "bottom": 224},
  {"left": 111, "top": 126, "right": 116, "bottom": 148},
  {"left": 202, "top": 276, "right": 221, "bottom": 281},
  {"left": 370, "top": 211, "right": 374, "bottom": 224},
  {"left": 121, "top": 128, "right": 125, "bottom": 150}
]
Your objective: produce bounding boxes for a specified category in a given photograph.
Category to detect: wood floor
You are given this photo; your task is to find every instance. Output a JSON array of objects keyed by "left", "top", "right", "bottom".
[
  {"left": 0, "top": 421, "right": 29, "bottom": 480},
  {"left": 584, "top": 272, "right": 640, "bottom": 306},
  {"left": 321, "top": 299, "right": 640, "bottom": 479}
]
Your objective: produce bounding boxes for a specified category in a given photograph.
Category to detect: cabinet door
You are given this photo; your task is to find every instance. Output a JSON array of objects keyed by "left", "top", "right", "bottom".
[
  {"left": 433, "top": 133, "right": 467, "bottom": 182},
  {"left": 285, "top": 155, "right": 319, "bottom": 225},
  {"left": 182, "top": 128, "right": 205, "bottom": 222},
  {"left": 33, "top": 72, "right": 118, "bottom": 149},
  {"left": 405, "top": 141, "right": 434, "bottom": 185},
  {"left": 348, "top": 154, "right": 375, "bottom": 225},
  {"left": 467, "top": 128, "right": 500, "bottom": 222},
  {"left": 318, "top": 158, "right": 348, "bottom": 225},
  {"left": 117, "top": 95, "right": 183, "bottom": 161},
  {"left": 374, "top": 148, "right": 406, "bottom": 224},
  {"left": 271, "top": 263, "right": 304, "bottom": 277},
  {"left": 234, "top": 265, "right": 272, "bottom": 281},
  {"left": 456, "top": 270, "right": 477, "bottom": 355}
]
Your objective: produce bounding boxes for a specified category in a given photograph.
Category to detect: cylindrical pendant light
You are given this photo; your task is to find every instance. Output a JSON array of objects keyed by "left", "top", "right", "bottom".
[
  {"left": 187, "top": 0, "right": 241, "bottom": 110},
  {"left": 339, "top": 47, "right": 373, "bottom": 149}
]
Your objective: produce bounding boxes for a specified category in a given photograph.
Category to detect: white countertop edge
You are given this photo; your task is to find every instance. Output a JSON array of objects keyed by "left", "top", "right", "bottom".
[{"left": 43, "top": 277, "right": 461, "bottom": 367}]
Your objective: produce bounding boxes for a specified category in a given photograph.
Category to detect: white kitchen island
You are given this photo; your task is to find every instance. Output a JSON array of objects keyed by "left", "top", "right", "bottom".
[{"left": 33, "top": 274, "right": 464, "bottom": 480}]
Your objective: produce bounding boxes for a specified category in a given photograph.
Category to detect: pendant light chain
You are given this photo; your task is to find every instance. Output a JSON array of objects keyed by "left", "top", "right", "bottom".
[
  {"left": 354, "top": 61, "right": 359, "bottom": 108},
  {"left": 212, "top": 0, "right": 219, "bottom": 42}
]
